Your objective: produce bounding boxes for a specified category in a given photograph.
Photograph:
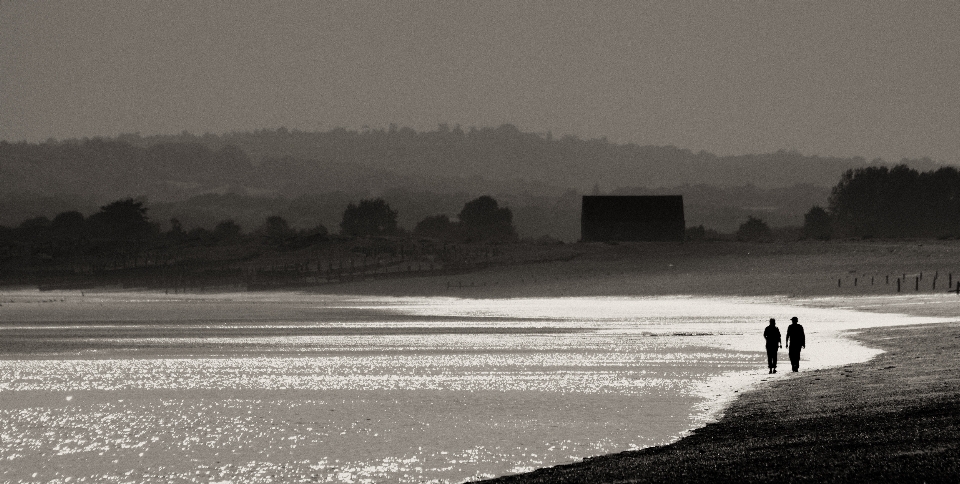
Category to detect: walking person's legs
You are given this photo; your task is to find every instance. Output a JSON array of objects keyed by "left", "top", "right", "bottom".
[{"left": 790, "top": 348, "right": 801, "bottom": 372}]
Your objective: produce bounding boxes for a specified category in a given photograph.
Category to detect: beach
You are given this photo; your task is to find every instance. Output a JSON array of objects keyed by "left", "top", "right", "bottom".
[
  {"left": 483, "top": 321, "right": 960, "bottom": 483},
  {"left": 2, "top": 240, "right": 959, "bottom": 482},
  {"left": 434, "top": 240, "right": 960, "bottom": 483},
  {"left": 297, "top": 239, "right": 960, "bottom": 482}
]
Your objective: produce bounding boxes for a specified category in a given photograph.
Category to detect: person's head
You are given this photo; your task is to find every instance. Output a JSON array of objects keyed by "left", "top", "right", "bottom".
[
  {"left": 769, "top": 318, "right": 776, "bottom": 326},
  {"left": 790, "top": 316, "right": 799, "bottom": 324}
]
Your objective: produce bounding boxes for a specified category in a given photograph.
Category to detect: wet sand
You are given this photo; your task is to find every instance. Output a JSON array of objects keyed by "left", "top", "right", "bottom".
[
  {"left": 11, "top": 240, "right": 960, "bottom": 481},
  {"left": 481, "top": 322, "right": 960, "bottom": 482},
  {"left": 314, "top": 240, "right": 960, "bottom": 482}
]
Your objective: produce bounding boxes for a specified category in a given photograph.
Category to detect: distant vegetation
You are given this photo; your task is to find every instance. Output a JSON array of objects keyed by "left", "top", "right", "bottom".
[
  {"left": 0, "top": 194, "right": 526, "bottom": 290},
  {"left": 5, "top": 161, "right": 960, "bottom": 290},
  {"left": 1, "top": 125, "right": 943, "bottom": 238},
  {"left": 811, "top": 165, "right": 960, "bottom": 239}
]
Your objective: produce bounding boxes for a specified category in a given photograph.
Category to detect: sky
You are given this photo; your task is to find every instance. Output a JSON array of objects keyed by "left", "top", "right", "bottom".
[{"left": 2, "top": 1, "right": 959, "bottom": 163}]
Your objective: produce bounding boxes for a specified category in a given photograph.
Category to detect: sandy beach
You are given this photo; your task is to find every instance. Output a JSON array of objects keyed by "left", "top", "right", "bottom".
[
  {"left": 4, "top": 240, "right": 959, "bottom": 482},
  {"left": 317, "top": 240, "right": 960, "bottom": 482},
  {"left": 391, "top": 240, "right": 960, "bottom": 483},
  {"left": 481, "top": 322, "right": 960, "bottom": 483}
]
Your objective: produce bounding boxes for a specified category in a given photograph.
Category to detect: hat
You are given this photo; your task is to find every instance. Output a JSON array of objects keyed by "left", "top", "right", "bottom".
[{"left": 790, "top": 317, "right": 798, "bottom": 322}]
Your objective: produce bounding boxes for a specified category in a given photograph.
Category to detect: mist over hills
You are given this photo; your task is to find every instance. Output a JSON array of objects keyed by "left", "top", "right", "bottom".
[{"left": 0, "top": 125, "right": 942, "bottom": 240}]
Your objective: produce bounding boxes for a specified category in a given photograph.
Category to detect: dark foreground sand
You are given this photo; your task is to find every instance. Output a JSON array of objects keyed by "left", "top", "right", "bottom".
[{"left": 483, "top": 322, "right": 960, "bottom": 483}]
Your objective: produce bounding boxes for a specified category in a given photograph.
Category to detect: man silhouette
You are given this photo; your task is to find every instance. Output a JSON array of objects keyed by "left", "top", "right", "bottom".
[
  {"left": 786, "top": 316, "right": 806, "bottom": 372},
  {"left": 763, "top": 318, "right": 781, "bottom": 374}
]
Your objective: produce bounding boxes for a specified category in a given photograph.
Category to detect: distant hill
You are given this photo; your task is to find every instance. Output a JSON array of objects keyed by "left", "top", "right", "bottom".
[
  {"left": 0, "top": 125, "right": 943, "bottom": 238},
  {"left": 119, "top": 125, "right": 943, "bottom": 190}
]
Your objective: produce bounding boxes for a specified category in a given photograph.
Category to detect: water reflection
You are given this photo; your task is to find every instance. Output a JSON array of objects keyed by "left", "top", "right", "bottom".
[{"left": 0, "top": 291, "right": 951, "bottom": 483}]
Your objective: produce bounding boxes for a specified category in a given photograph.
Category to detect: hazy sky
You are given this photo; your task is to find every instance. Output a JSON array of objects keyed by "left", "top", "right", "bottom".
[{"left": 2, "top": 1, "right": 959, "bottom": 163}]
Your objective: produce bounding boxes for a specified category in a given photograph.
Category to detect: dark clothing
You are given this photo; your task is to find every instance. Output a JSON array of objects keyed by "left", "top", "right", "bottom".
[
  {"left": 763, "top": 325, "right": 781, "bottom": 369},
  {"left": 763, "top": 326, "right": 781, "bottom": 348},
  {"left": 767, "top": 346, "right": 779, "bottom": 369},
  {"left": 789, "top": 346, "right": 802, "bottom": 371},
  {"left": 786, "top": 323, "right": 805, "bottom": 347},
  {"left": 786, "top": 323, "right": 805, "bottom": 371}
]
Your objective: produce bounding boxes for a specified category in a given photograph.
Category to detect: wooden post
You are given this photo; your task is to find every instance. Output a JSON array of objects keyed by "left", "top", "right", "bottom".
[
  {"left": 854, "top": 277, "right": 858, "bottom": 286},
  {"left": 838, "top": 278, "right": 842, "bottom": 288},
  {"left": 886, "top": 275, "right": 889, "bottom": 284},
  {"left": 897, "top": 278, "right": 901, "bottom": 292},
  {"left": 916, "top": 276, "right": 919, "bottom": 291}
]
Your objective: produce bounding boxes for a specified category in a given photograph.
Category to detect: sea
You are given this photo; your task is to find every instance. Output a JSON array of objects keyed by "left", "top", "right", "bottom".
[{"left": 0, "top": 290, "right": 951, "bottom": 483}]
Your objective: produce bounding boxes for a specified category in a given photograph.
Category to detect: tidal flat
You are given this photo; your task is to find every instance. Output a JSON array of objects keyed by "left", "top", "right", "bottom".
[{"left": 0, "top": 289, "right": 954, "bottom": 483}]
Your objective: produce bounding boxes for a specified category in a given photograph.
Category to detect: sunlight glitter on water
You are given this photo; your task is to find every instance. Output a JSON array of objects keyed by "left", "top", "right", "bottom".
[{"left": 0, "top": 291, "right": 953, "bottom": 483}]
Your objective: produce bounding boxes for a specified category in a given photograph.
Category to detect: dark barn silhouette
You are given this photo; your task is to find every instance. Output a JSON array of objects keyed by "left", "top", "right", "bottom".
[{"left": 581, "top": 195, "right": 685, "bottom": 242}]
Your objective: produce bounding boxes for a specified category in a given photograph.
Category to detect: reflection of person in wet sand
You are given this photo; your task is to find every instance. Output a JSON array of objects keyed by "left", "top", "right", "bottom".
[
  {"left": 786, "top": 316, "right": 806, "bottom": 372},
  {"left": 763, "top": 318, "right": 782, "bottom": 374}
]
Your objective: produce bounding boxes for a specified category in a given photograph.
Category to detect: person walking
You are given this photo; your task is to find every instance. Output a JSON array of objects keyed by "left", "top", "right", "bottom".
[
  {"left": 786, "top": 316, "right": 806, "bottom": 372},
  {"left": 763, "top": 318, "right": 782, "bottom": 374}
]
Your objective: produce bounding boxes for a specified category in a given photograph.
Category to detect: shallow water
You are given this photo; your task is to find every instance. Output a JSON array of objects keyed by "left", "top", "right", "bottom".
[{"left": 0, "top": 291, "right": 951, "bottom": 483}]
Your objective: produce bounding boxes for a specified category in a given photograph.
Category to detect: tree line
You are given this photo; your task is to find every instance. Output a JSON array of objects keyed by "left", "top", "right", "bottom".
[
  {"left": 0, "top": 195, "right": 517, "bottom": 281},
  {"left": 3, "top": 125, "right": 944, "bottom": 237},
  {"left": 802, "top": 165, "right": 960, "bottom": 240}
]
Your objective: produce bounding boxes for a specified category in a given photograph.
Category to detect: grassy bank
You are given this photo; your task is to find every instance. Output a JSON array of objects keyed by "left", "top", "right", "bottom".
[{"left": 482, "top": 322, "right": 960, "bottom": 483}]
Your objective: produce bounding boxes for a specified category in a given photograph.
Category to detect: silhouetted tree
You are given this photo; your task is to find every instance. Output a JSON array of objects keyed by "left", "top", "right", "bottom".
[
  {"left": 802, "top": 206, "right": 832, "bottom": 240},
  {"left": 212, "top": 219, "right": 243, "bottom": 244},
  {"left": 458, "top": 196, "right": 517, "bottom": 242},
  {"left": 17, "top": 216, "right": 52, "bottom": 245},
  {"left": 47, "top": 211, "right": 86, "bottom": 258},
  {"left": 296, "top": 224, "right": 329, "bottom": 247},
  {"left": 736, "top": 216, "right": 772, "bottom": 242},
  {"left": 340, "top": 198, "right": 399, "bottom": 237},
  {"left": 414, "top": 214, "right": 455, "bottom": 240},
  {"left": 87, "top": 199, "right": 153, "bottom": 242},
  {"left": 186, "top": 227, "right": 215, "bottom": 246},
  {"left": 50, "top": 211, "right": 85, "bottom": 240},
  {"left": 260, "top": 216, "right": 296, "bottom": 247},
  {"left": 829, "top": 165, "right": 960, "bottom": 238},
  {"left": 167, "top": 218, "right": 186, "bottom": 242}
]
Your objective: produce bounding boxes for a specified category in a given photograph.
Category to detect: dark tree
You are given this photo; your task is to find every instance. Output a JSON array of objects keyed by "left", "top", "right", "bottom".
[
  {"left": 17, "top": 216, "right": 52, "bottom": 244},
  {"left": 802, "top": 206, "right": 832, "bottom": 240},
  {"left": 340, "top": 198, "right": 399, "bottom": 237},
  {"left": 48, "top": 211, "right": 86, "bottom": 258},
  {"left": 298, "top": 224, "right": 329, "bottom": 245},
  {"left": 213, "top": 219, "right": 243, "bottom": 244},
  {"left": 458, "top": 196, "right": 517, "bottom": 242},
  {"left": 260, "top": 216, "right": 295, "bottom": 247},
  {"left": 736, "top": 216, "right": 772, "bottom": 242},
  {"left": 87, "top": 198, "right": 153, "bottom": 242},
  {"left": 167, "top": 218, "right": 186, "bottom": 242},
  {"left": 829, "top": 164, "right": 960, "bottom": 238},
  {"left": 186, "top": 227, "right": 215, "bottom": 246},
  {"left": 414, "top": 214, "right": 455, "bottom": 240},
  {"left": 50, "top": 211, "right": 85, "bottom": 237}
]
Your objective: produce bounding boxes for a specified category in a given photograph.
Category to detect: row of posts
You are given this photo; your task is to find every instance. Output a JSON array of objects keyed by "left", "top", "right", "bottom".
[{"left": 838, "top": 271, "right": 960, "bottom": 294}]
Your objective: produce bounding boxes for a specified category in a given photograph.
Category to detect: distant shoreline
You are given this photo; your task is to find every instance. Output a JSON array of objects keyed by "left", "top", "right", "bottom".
[{"left": 13, "top": 240, "right": 960, "bottom": 300}]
